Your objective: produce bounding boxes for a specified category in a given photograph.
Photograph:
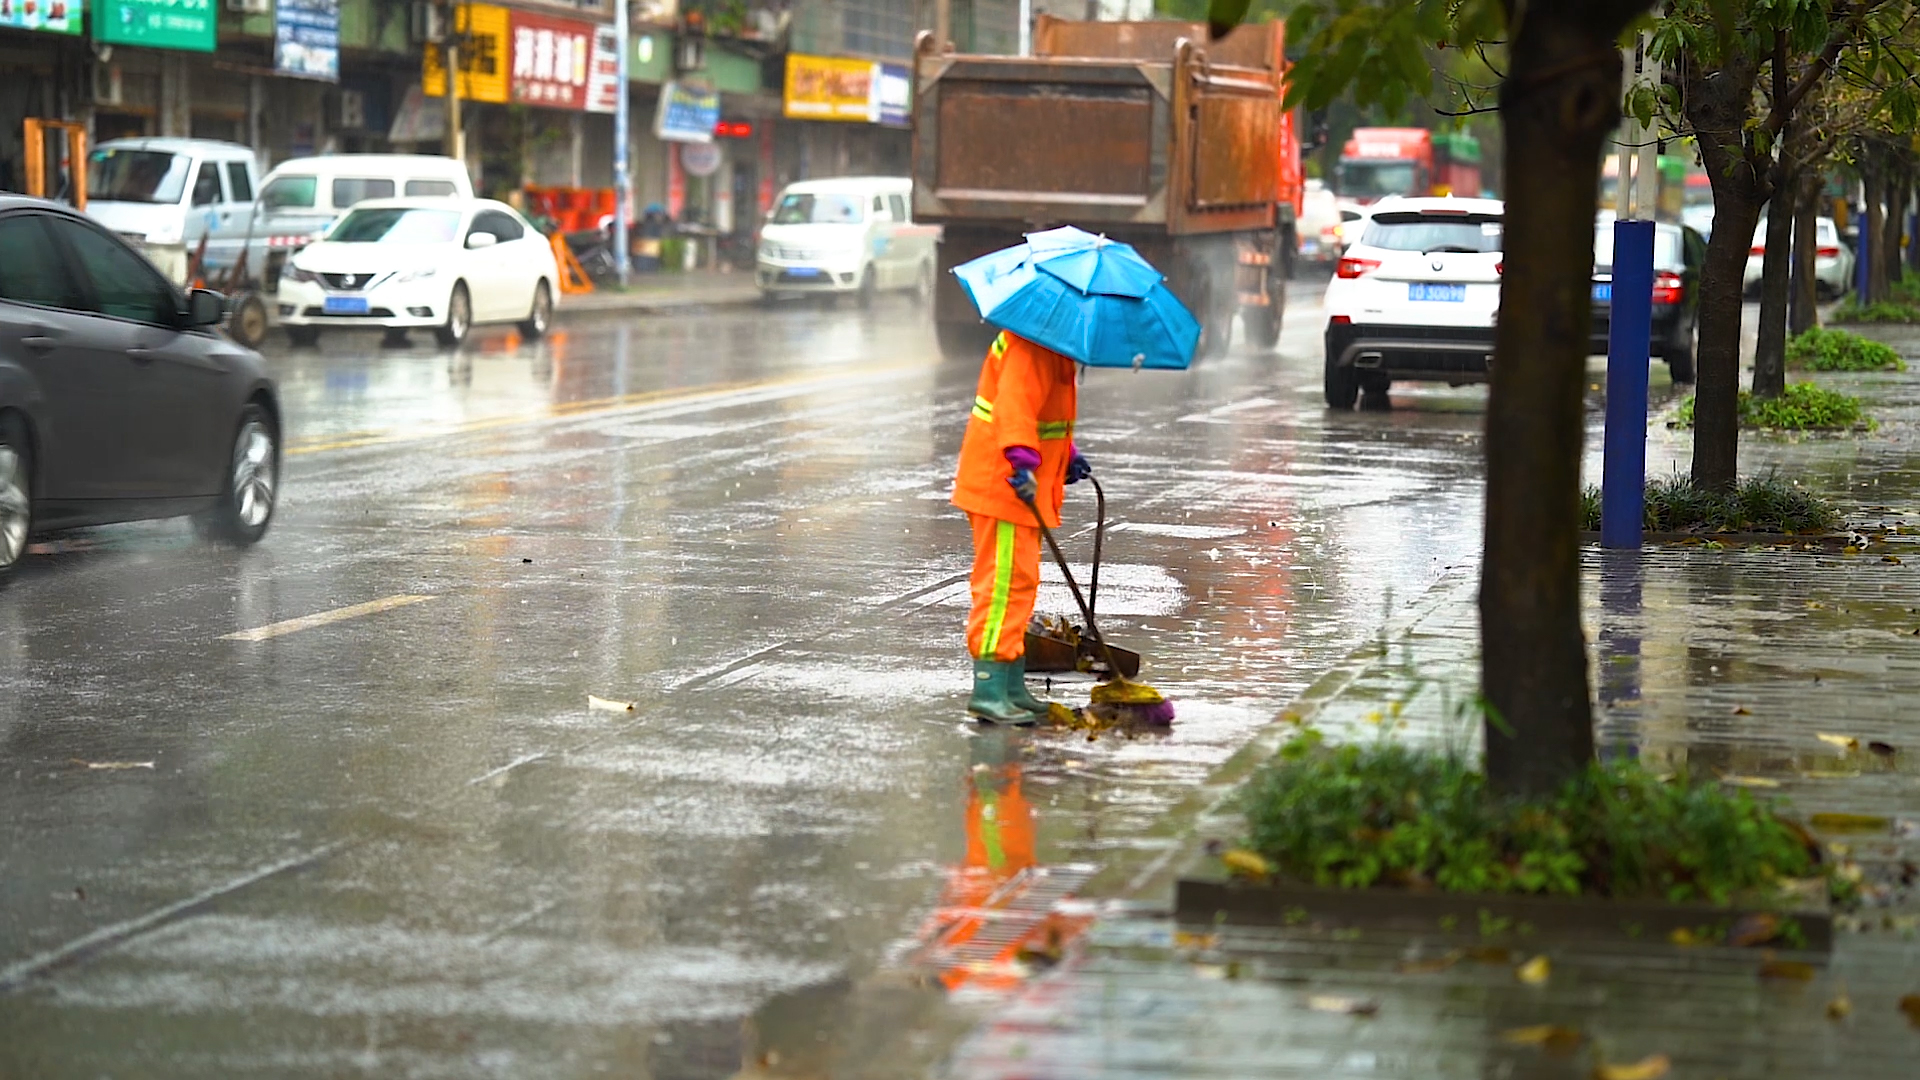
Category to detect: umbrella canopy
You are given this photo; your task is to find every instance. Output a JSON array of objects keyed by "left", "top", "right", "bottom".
[{"left": 951, "top": 226, "right": 1201, "bottom": 370}]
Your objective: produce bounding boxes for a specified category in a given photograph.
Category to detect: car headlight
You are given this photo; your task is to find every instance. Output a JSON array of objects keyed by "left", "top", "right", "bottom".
[
  {"left": 396, "top": 267, "right": 438, "bottom": 283},
  {"left": 283, "top": 264, "right": 319, "bottom": 284}
]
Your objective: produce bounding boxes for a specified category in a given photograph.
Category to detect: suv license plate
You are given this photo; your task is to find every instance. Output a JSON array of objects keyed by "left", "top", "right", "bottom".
[
  {"left": 323, "top": 296, "right": 370, "bottom": 315},
  {"left": 1409, "top": 283, "right": 1465, "bottom": 302},
  {"left": 1592, "top": 283, "right": 1613, "bottom": 301}
]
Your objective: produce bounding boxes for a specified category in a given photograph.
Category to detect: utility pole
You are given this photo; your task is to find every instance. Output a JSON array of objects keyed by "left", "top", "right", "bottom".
[
  {"left": 614, "top": 0, "right": 632, "bottom": 286},
  {"left": 935, "top": 0, "right": 950, "bottom": 51},
  {"left": 443, "top": 2, "right": 464, "bottom": 165},
  {"left": 1019, "top": 0, "right": 1031, "bottom": 55}
]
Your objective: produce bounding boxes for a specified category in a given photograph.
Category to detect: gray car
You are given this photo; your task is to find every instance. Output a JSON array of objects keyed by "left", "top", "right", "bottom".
[{"left": 0, "top": 196, "right": 281, "bottom": 580}]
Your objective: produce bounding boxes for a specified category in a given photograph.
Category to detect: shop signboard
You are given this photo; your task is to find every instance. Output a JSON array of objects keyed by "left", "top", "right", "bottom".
[
  {"left": 654, "top": 80, "right": 719, "bottom": 144},
  {"left": 422, "top": 2, "right": 510, "bottom": 104},
  {"left": 509, "top": 10, "right": 592, "bottom": 110},
  {"left": 275, "top": 0, "right": 340, "bottom": 82},
  {"left": 586, "top": 25, "right": 620, "bottom": 114},
  {"left": 0, "top": 0, "right": 83, "bottom": 35},
  {"left": 94, "top": 0, "right": 215, "bottom": 51},
  {"left": 784, "top": 54, "right": 911, "bottom": 125}
]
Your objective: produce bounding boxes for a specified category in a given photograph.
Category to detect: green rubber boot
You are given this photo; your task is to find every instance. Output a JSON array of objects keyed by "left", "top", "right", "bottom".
[
  {"left": 1005, "top": 657, "right": 1052, "bottom": 717},
  {"left": 967, "top": 659, "right": 1037, "bottom": 726}
]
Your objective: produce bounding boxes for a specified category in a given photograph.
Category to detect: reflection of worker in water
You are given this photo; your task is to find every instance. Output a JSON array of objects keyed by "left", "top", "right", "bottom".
[
  {"left": 952, "top": 330, "right": 1090, "bottom": 724},
  {"left": 930, "top": 734, "right": 1041, "bottom": 993}
]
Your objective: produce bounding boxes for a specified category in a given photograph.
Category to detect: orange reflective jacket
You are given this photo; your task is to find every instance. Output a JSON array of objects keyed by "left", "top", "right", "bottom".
[{"left": 950, "top": 331, "right": 1078, "bottom": 528}]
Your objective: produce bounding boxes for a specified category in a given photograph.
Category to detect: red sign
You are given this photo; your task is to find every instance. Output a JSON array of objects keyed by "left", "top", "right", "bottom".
[{"left": 509, "top": 11, "right": 593, "bottom": 110}]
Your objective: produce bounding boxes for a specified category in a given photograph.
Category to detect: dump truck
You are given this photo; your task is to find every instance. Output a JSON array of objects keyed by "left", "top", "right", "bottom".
[
  {"left": 912, "top": 16, "right": 1304, "bottom": 359},
  {"left": 1336, "top": 127, "right": 1483, "bottom": 202}
]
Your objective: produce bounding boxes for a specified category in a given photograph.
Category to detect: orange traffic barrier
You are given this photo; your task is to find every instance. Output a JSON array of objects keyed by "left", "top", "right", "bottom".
[{"left": 551, "top": 232, "right": 594, "bottom": 295}]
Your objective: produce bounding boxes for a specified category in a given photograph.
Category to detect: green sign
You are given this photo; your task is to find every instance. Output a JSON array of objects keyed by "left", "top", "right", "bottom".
[{"left": 94, "top": 0, "right": 216, "bottom": 51}]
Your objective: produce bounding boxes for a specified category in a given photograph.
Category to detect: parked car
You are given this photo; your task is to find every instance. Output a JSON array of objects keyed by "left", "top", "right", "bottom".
[
  {"left": 83, "top": 137, "right": 261, "bottom": 285},
  {"left": 1321, "top": 196, "right": 1505, "bottom": 407},
  {"left": 1294, "top": 179, "right": 1344, "bottom": 271},
  {"left": 756, "top": 177, "right": 937, "bottom": 305},
  {"left": 253, "top": 154, "right": 473, "bottom": 290},
  {"left": 1589, "top": 215, "right": 1703, "bottom": 383},
  {"left": 1744, "top": 215, "right": 1852, "bottom": 299},
  {"left": 276, "top": 198, "right": 558, "bottom": 348},
  {"left": 0, "top": 196, "right": 280, "bottom": 579}
]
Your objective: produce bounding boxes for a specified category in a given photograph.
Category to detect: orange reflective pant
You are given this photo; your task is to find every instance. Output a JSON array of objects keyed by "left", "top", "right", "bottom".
[{"left": 967, "top": 513, "right": 1041, "bottom": 661}]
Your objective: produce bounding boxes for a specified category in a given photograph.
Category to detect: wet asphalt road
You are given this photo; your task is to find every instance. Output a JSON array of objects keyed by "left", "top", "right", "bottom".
[{"left": 0, "top": 286, "right": 1677, "bottom": 1077}]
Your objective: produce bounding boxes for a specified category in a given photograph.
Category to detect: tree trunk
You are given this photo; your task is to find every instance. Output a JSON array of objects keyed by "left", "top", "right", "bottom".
[
  {"left": 1682, "top": 53, "right": 1764, "bottom": 493},
  {"left": 1789, "top": 170, "right": 1820, "bottom": 335},
  {"left": 1752, "top": 154, "right": 1796, "bottom": 399},
  {"left": 1882, "top": 176, "right": 1908, "bottom": 289},
  {"left": 1481, "top": 1, "right": 1647, "bottom": 799}
]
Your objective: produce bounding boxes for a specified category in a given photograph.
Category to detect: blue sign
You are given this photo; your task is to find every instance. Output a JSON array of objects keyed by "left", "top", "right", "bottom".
[
  {"left": 275, "top": 0, "right": 339, "bottom": 82},
  {"left": 654, "top": 80, "right": 719, "bottom": 143},
  {"left": 878, "top": 63, "right": 910, "bottom": 128}
]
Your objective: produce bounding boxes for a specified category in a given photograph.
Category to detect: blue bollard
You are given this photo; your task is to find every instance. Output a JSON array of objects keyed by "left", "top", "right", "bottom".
[{"left": 1601, "top": 219, "right": 1655, "bottom": 550}]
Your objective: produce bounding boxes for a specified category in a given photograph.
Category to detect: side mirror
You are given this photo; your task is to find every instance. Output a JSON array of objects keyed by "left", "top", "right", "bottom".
[
  {"left": 185, "top": 288, "right": 225, "bottom": 328},
  {"left": 466, "top": 232, "right": 498, "bottom": 250}
]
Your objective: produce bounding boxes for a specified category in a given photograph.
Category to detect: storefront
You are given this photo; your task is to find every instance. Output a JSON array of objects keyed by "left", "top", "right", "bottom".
[
  {"left": 781, "top": 52, "right": 911, "bottom": 180},
  {"left": 0, "top": 4, "right": 87, "bottom": 195}
]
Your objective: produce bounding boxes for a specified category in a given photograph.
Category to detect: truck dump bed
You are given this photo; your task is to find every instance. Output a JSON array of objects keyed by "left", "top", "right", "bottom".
[{"left": 911, "top": 16, "right": 1294, "bottom": 237}]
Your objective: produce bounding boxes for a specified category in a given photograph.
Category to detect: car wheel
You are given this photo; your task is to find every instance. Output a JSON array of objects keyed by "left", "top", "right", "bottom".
[
  {"left": 0, "top": 415, "right": 32, "bottom": 581},
  {"left": 758, "top": 290, "right": 781, "bottom": 307},
  {"left": 1324, "top": 348, "right": 1359, "bottom": 409},
  {"left": 1664, "top": 325, "right": 1697, "bottom": 384},
  {"left": 228, "top": 293, "right": 270, "bottom": 349},
  {"left": 856, "top": 267, "right": 877, "bottom": 310},
  {"left": 196, "top": 403, "right": 278, "bottom": 547},
  {"left": 435, "top": 283, "right": 472, "bottom": 348},
  {"left": 286, "top": 326, "right": 320, "bottom": 348},
  {"left": 519, "top": 280, "right": 553, "bottom": 340}
]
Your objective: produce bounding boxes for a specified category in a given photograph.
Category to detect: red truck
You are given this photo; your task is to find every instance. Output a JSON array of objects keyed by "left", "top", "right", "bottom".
[
  {"left": 1336, "top": 127, "right": 1483, "bottom": 203},
  {"left": 912, "top": 16, "right": 1305, "bottom": 359}
]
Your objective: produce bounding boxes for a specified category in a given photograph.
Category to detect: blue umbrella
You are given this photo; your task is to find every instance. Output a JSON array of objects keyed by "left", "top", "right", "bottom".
[{"left": 951, "top": 226, "right": 1201, "bottom": 370}]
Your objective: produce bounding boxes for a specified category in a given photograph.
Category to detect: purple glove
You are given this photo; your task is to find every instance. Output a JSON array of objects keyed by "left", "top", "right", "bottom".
[{"left": 1004, "top": 445, "right": 1040, "bottom": 501}]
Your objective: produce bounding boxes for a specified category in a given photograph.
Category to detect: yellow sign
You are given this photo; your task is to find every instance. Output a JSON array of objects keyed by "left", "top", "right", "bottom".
[
  {"left": 423, "top": 3, "right": 511, "bottom": 104},
  {"left": 784, "top": 53, "right": 878, "bottom": 122}
]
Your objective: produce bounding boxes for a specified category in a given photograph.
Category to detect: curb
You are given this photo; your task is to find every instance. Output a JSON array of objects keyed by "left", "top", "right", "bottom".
[{"left": 557, "top": 291, "right": 764, "bottom": 318}]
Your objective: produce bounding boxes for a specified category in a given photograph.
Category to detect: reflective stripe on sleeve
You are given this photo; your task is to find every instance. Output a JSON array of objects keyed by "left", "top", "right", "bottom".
[
  {"left": 972, "top": 395, "right": 994, "bottom": 423},
  {"left": 1036, "top": 420, "right": 1072, "bottom": 440}
]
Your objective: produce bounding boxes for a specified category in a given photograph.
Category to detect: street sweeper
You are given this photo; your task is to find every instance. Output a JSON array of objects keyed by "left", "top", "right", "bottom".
[{"left": 951, "top": 329, "right": 1090, "bottom": 725}]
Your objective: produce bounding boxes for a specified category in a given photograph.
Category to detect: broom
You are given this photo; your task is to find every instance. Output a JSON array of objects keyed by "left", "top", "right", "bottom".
[{"left": 1016, "top": 490, "right": 1176, "bottom": 725}]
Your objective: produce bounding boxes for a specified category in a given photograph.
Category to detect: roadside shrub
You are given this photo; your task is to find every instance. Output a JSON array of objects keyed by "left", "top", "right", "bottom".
[
  {"left": 1239, "top": 730, "right": 1819, "bottom": 905},
  {"left": 1786, "top": 327, "right": 1905, "bottom": 372},
  {"left": 1830, "top": 299, "right": 1920, "bottom": 324},
  {"left": 1673, "top": 382, "right": 1869, "bottom": 431},
  {"left": 1578, "top": 473, "right": 1840, "bottom": 533}
]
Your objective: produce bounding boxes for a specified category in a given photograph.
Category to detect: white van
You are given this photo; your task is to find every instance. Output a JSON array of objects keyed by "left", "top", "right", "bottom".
[
  {"left": 756, "top": 176, "right": 937, "bottom": 305},
  {"left": 83, "top": 138, "right": 262, "bottom": 284},
  {"left": 251, "top": 154, "right": 472, "bottom": 288}
]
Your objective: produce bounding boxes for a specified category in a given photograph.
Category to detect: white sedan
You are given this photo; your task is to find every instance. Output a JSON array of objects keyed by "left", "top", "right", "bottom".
[
  {"left": 276, "top": 198, "right": 558, "bottom": 348},
  {"left": 1744, "top": 216, "right": 1853, "bottom": 300}
]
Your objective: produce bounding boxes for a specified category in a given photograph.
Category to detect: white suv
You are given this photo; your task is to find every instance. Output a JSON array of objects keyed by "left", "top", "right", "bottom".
[{"left": 1322, "top": 196, "right": 1505, "bottom": 407}]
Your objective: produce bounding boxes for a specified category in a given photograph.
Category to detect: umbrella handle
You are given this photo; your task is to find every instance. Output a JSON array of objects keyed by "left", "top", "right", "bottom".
[{"left": 1017, "top": 490, "right": 1127, "bottom": 679}]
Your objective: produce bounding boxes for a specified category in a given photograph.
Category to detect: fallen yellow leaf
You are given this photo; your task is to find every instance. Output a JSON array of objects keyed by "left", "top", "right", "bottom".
[
  {"left": 587, "top": 694, "right": 634, "bottom": 712},
  {"left": 1732, "top": 705, "right": 1753, "bottom": 715},
  {"left": 1516, "top": 955, "right": 1551, "bottom": 986},
  {"left": 1173, "top": 930, "right": 1220, "bottom": 951},
  {"left": 1395, "top": 949, "right": 1463, "bottom": 974},
  {"left": 1668, "top": 927, "right": 1702, "bottom": 947},
  {"left": 1306, "top": 994, "right": 1378, "bottom": 1016},
  {"left": 1827, "top": 994, "right": 1852, "bottom": 1020},
  {"left": 1502, "top": 1024, "right": 1584, "bottom": 1053},
  {"left": 1816, "top": 733, "right": 1860, "bottom": 751},
  {"left": 1593, "top": 1053, "right": 1671, "bottom": 1080},
  {"left": 1720, "top": 774, "right": 1782, "bottom": 788},
  {"left": 1885, "top": 555, "right": 1904, "bottom": 565},
  {"left": 1758, "top": 959, "right": 1816, "bottom": 981},
  {"left": 1899, "top": 994, "right": 1920, "bottom": 1027},
  {"left": 1725, "top": 913, "right": 1781, "bottom": 948},
  {"left": 1221, "top": 848, "right": 1273, "bottom": 882}
]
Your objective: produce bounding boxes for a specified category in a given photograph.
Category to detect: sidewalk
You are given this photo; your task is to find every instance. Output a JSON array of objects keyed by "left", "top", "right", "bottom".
[
  {"left": 555, "top": 268, "right": 762, "bottom": 315},
  {"left": 939, "top": 332, "right": 1920, "bottom": 1078}
]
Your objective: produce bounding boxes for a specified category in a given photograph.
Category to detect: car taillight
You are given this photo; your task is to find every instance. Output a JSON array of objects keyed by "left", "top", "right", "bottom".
[
  {"left": 1652, "top": 270, "right": 1684, "bottom": 305},
  {"left": 1817, "top": 246, "right": 1839, "bottom": 258},
  {"left": 1330, "top": 315, "right": 1352, "bottom": 325},
  {"left": 1495, "top": 262, "right": 1503, "bottom": 275},
  {"left": 1336, "top": 256, "right": 1381, "bottom": 279},
  {"left": 1749, "top": 245, "right": 1765, "bottom": 256}
]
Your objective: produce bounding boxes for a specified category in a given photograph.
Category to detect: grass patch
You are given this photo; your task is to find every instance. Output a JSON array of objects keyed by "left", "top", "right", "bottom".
[
  {"left": 1673, "top": 382, "right": 1870, "bottom": 431},
  {"left": 1240, "top": 730, "right": 1829, "bottom": 906},
  {"left": 1578, "top": 472, "right": 1840, "bottom": 533},
  {"left": 1830, "top": 300, "right": 1920, "bottom": 324},
  {"left": 1786, "top": 327, "right": 1905, "bottom": 372}
]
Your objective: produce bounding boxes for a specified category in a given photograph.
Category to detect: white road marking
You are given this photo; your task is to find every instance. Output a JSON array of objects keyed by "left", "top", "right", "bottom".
[{"left": 221, "top": 594, "right": 436, "bottom": 642}]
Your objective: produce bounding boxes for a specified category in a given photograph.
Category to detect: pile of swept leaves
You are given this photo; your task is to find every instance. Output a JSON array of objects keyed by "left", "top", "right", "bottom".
[
  {"left": 1239, "top": 730, "right": 1832, "bottom": 907},
  {"left": 1674, "top": 382, "right": 1870, "bottom": 431},
  {"left": 1786, "top": 327, "right": 1906, "bottom": 372},
  {"left": 1579, "top": 473, "right": 1840, "bottom": 534}
]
